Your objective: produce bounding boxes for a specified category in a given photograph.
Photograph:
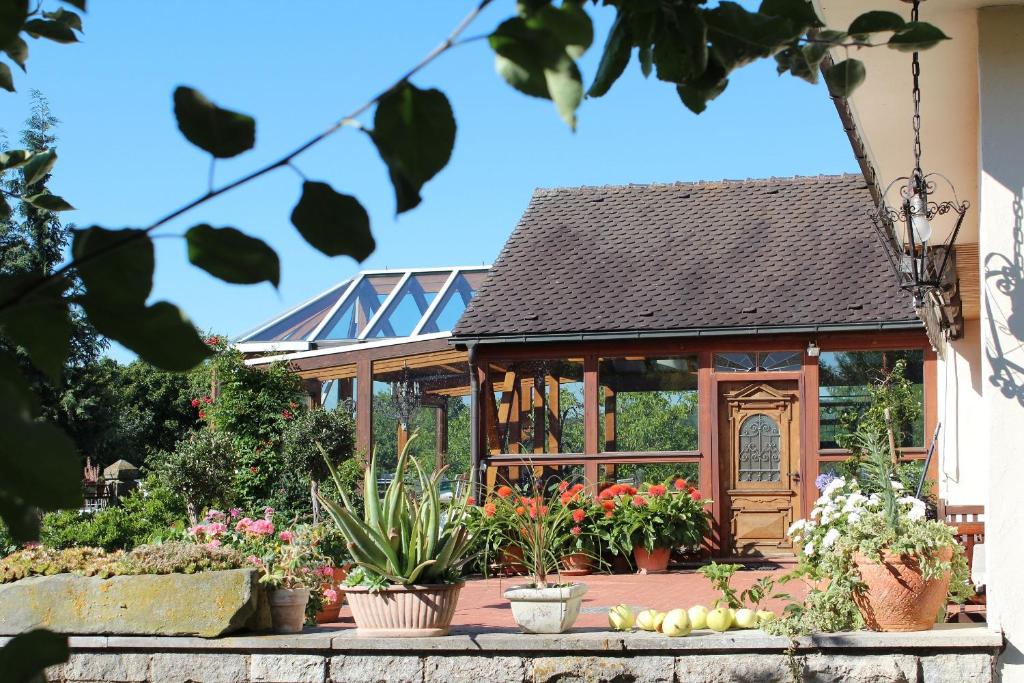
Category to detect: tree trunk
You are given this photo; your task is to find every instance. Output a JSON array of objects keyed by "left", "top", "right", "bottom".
[{"left": 311, "top": 479, "right": 321, "bottom": 525}]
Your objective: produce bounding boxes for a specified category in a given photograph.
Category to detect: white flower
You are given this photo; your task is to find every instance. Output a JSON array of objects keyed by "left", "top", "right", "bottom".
[
  {"left": 822, "top": 528, "right": 841, "bottom": 549},
  {"left": 804, "top": 542, "right": 815, "bottom": 557},
  {"left": 891, "top": 480, "right": 905, "bottom": 491},
  {"left": 848, "top": 512, "right": 861, "bottom": 524},
  {"left": 787, "top": 519, "right": 807, "bottom": 536},
  {"left": 810, "top": 507, "right": 822, "bottom": 519},
  {"left": 867, "top": 494, "right": 881, "bottom": 507},
  {"left": 843, "top": 493, "right": 867, "bottom": 512},
  {"left": 823, "top": 477, "right": 847, "bottom": 496}
]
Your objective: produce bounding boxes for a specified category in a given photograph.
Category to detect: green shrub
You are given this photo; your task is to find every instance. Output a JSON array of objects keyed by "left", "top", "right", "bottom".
[
  {"left": 0, "top": 542, "right": 243, "bottom": 583},
  {"left": 275, "top": 408, "right": 356, "bottom": 519},
  {"left": 39, "top": 477, "right": 187, "bottom": 551},
  {"left": 150, "top": 429, "right": 236, "bottom": 524}
]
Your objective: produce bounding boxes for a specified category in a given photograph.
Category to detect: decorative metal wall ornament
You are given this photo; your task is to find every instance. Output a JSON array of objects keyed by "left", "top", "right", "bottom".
[{"left": 869, "top": 0, "right": 967, "bottom": 342}]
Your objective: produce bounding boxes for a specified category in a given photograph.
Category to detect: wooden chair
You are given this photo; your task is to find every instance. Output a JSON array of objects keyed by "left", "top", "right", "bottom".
[{"left": 937, "top": 499, "right": 985, "bottom": 621}]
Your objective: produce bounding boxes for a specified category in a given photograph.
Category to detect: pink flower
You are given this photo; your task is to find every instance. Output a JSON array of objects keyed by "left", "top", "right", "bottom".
[
  {"left": 187, "top": 524, "right": 206, "bottom": 537},
  {"left": 278, "top": 530, "right": 294, "bottom": 543},
  {"left": 205, "top": 522, "right": 227, "bottom": 537},
  {"left": 246, "top": 555, "right": 261, "bottom": 566},
  {"left": 317, "top": 565, "right": 334, "bottom": 578},
  {"left": 631, "top": 495, "right": 648, "bottom": 507},
  {"left": 203, "top": 396, "right": 213, "bottom": 405},
  {"left": 570, "top": 526, "right": 582, "bottom": 536},
  {"left": 263, "top": 506, "right": 275, "bottom": 520},
  {"left": 191, "top": 398, "right": 200, "bottom": 408},
  {"left": 198, "top": 410, "right": 206, "bottom": 419},
  {"left": 229, "top": 508, "right": 241, "bottom": 518},
  {"left": 235, "top": 518, "right": 253, "bottom": 532},
  {"left": 248, "top": 519, "right": 274, "bottom": 536},
  {"left": 281, "top": 409, "right": 293, "bottom": 420},
  {"left": 323, "top": 588, "right": 338, "bottom": 604},
  {"left": 207, "top": 539, "right": 221, "bottom": 548}
]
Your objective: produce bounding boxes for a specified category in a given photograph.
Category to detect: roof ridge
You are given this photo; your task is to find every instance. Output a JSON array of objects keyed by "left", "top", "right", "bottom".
[{"left": 531, "top": 173, "right": 865, "bottom": 196}]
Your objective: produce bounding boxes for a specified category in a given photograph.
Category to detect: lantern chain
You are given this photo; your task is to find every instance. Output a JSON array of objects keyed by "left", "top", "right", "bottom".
[{"left": 911, "top": 0, "right": 923, "bottom": 176}]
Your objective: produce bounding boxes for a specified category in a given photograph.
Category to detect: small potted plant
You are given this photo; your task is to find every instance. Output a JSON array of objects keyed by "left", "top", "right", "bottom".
[
  {"left": 602, "top": 479, "right": 710, "bottom": 573},
  {"left": 481, "top": 478, "right": 589, "bottom": 634},
  {"left": 554, "top": 483, "right": 600, "bottom": 576},
  {"left": 319, "top": 436, "right": 475, "bottom": 637},
  {"left": 781, "top": 429, "right": 972, "bottom": 632}
]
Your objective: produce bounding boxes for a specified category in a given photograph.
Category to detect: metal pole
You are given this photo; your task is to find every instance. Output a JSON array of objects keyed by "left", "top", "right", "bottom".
[{"left": 916, "top": 422, "right": 942, "bottom": 499}]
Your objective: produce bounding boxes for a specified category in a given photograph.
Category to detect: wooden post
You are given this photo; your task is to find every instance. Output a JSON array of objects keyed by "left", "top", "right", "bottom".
[
  {"left": 884, "top": 407, "right": 898, "bottom": 465},
  {"left": 546, "top": 372, "right": 561, "bottom": 453},
  {"left": 603, "top": 386, "right": 617, "bottom": 452},
  {"left": 356, "top": 358, "right": 373, "bottom": 460},
  {"left": 533, "top": 376, "right": 546, "bottom": 454},
  {"left": 303, "top": 379, "right": 322, "bottom": 409},
  {"left": 435, "top": 402, "right": 448, "bottom": 472},
  {"left": 469, "top": 346, "right": 483, "bottom": 498},
  {"left": 583, "top": 355, "right": 599, "bottom": 489}
]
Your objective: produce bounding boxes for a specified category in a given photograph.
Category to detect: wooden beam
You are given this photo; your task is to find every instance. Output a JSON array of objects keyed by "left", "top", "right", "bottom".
[
  {"left": 603, "top": 386, "right": 617, "bottom": 452},
  {"left": 532, "top": 376, "right": 545, "bottom": 454},
  {"left": 485, "top": 380, "right": 501, "bottom": 456},
  {"left": 507, "top": 375, "right": 521, "bottom": 454},
  {"left": 546, "top": 372, "right": 561, "bottom": 453},
  {"left": 356, "top": 358, "right": 372, "bottom": 458},
  {"left": 435, "top": 403, "right": 448, "bottom": 471},
  {"left": 583, "top": 355, "right": 599, "bottom": 488},
  {"left": 372, "top": 349, "right": 467, "bottom": 375}
]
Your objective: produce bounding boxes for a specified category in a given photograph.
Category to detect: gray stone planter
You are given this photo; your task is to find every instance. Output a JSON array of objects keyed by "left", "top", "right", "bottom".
[
  {"left": 0, "top": 568, "right": 269, "bottom": 638},
  {"left": 503, "top": 583, "right": 588, "bottom": 634}
]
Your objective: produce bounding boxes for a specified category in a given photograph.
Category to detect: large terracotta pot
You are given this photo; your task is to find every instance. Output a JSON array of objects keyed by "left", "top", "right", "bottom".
[
  {"left": 853, "top": 547, "right": 953, "bottom": 632},
  {"left": 560, "top": 553, "right": 593, "bottom": 577},
  {"left": 345, "top": 582, "right": 463, "bottom": 637},
  {"left": 268, "top": 587, "right": 310, "bottom": 634},
  {"left": 315, "top": 566, "right": 349, "bottom": 624},
  {"left": 633, "top": 547, "right": 671, "bottom": 574},
  {"left": 496, "top": 545, "right": 528, "bottom": 576}
]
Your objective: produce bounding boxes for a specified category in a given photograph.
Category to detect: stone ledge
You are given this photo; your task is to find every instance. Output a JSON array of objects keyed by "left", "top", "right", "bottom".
[{"left": 2, "top": 622, "right": 1000, "bottom": 654}]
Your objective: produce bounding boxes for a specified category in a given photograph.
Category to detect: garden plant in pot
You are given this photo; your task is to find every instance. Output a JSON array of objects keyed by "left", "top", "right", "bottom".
[
  {"left": 601, "top": 479, "right": 710, "bottom": 573},
  {"left": 768, "top": 429, "right": 972, "bottom": 635},
  {"left": 319, "top": 437, "right": 475, "bottom": 638}
]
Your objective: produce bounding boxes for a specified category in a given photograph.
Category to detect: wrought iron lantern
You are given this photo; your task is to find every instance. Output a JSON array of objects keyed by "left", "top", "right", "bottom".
[
  {"left": 870, "top": 0, "right": 968, "bottom": 340},
  {"left": 391, "top": 365, "right": 423, "bottom": 429}
]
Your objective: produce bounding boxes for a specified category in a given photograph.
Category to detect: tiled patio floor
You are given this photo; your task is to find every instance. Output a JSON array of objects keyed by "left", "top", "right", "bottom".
[{"left": 326, "top": 563, "right": 808, "bottom": 630}]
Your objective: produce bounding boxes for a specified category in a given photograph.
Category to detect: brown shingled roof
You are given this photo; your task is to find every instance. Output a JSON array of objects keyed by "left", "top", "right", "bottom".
[{"left": 453, "top": 174, "right": 919, "bottom": 340}]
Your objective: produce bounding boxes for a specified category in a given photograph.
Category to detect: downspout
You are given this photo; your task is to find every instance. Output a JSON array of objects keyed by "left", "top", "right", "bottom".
[{"left": 468, "top": 343, "right": 482, "bottom": 500}]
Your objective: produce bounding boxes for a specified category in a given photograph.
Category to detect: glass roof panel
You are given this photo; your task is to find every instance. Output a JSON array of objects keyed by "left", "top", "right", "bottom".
[
  {"left": 244, "top": 285, "right": 346, "bottom": 342},
  {"left": 423, "top": 280, "right": 475, "bottom": 334}
]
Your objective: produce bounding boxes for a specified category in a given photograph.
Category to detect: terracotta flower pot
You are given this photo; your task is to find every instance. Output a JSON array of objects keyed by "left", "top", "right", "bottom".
[
  {"left": 560, "top": 552, "right": 593, "bottom": 576},
  {"left": 315, "top": 566, "right": 349, "bottom": 624},
  {"left": 345, "top": 582, "right": 463, "bottom": 637},
  {"left": 496, "top": 546, "right": 528, "bottom": 576},
  {"left": 268, "top": 587, "right": 310, "bottom": 634},
  {"left": 633, "top": 547, "right": 671, "bottom": 574},
  {"left": 853, "top": 547, "right": 953, "bottom": 632}
]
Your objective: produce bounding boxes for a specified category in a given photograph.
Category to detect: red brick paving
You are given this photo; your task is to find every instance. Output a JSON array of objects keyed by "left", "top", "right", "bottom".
[{"left": 325, "top": 564, "right": 808, "bottom": 631}]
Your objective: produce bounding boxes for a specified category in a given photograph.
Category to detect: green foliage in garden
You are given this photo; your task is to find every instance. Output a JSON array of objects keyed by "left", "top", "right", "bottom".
[
  {"left": 149, "top": 430, "right": 236, "bottom": 526},
  {"left": 278, "top": 407, "right": 356, "bottom": 518},
  {"left": 39, "top": 476, "right": 186, "bottom": 552}
]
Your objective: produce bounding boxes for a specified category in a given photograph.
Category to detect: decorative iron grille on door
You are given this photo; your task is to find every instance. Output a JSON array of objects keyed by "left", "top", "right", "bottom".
[{"left": 738, "top": 413, "right": 781, "bottom": 482}]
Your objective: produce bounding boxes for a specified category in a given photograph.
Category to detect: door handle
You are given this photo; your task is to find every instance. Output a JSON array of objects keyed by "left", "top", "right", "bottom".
[{"left": 790, "top": 472, "right": 801, "bottom": 483}]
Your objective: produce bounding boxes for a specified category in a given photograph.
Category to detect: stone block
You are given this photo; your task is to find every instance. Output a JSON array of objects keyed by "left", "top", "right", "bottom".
[
  {"left": 921, "top": 654, "right": 994, "bottom": 682},
  {"left": 251, "top": 654, "right": 326, "bottom": 683},
  {"left": 329, "top": 654, "right": 422, "bottom": 683},
  {"left": 62, "top": 653, "right": 150, "bottom": 682},
  {"left": 803, "top": 653, "right": 919, "bottom": 682},
  {"left": 675, "top": 654, "right": 792, "bottom": 682},
  {"left": 150, "top": 652, "right": 248, "bottom": 683},
  {"left": 0, "top": 569, "right": 263, "bottom": 638},
  {"left": 533, "top": 655, "right": 675, "bottom": 683},
  {"left": 425, "top": 655, "right": 526, "bottom": 683}
]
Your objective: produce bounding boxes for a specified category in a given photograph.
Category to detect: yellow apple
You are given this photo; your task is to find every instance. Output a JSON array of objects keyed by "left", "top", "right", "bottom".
[
  {"left": 635, "top": 609, "right": 665, "bottom": 632},
  {"left": 756, "top": 610, "right": 776, "bottom": 627},
  {"left": 608, "top": 604, "right": 635, "bottom": 631},
  {"left": 733, "top": 608, "right": 758, "bottom": 629},
  {"left": 662, "top": 609, "right": 692, "bottom": 637},
  {"left": 687, "top": 605, "right": 708, "bottom": 630},
  {"left": 706, "top": 607, "right": 732, "bottom": 632}
]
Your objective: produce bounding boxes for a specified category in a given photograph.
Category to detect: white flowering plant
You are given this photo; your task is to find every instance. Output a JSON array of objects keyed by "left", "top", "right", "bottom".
[{"left": 766, "top": 431, "right": 971, "bottom": 636}]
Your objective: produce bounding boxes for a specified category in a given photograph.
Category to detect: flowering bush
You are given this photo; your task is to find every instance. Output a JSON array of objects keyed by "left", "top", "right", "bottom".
[
  {"left": 601, "top": 478, "right": 710, "bottom": 555},
  {"left": 766, "top": 431, "right": 971, "bottom": 636}
]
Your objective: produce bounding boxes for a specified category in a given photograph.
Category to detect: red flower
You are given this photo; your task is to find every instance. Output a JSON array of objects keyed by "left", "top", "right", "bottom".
[
  {"left": 203, "top": 396, "right": 213, "bottom": 405},
  {"left": 572, "top": 508, "right": 586, "bottom": 523},
  {"left": 515, "top": 505, "right": 526, "bottom": 516},
  {"left": 690, "top": 489, "right": 703, "bottom": 501},
  {"left": 558, "top": 481, "right": 570, "bottom": 492},
  {"left": 198, "top": 410, "right": 206, "bottom": 419},
  {"left": 570, "top": 483, "right": 585, "bottom": 494},
  {"left": 483, "top": 503, "right": 497, "bottom": 518},
  {"left": 467, "top": 497, "right": 476, "bottom": 506},
  {"left": 559, "top": 492, "right": 572, "bottom": 505},
  {"left": 631, "top": 495, "right": 648, "bottom": 507},
  {"left": 674, "top": 478, "right": 688, "bottom": 491},
  {"left": 496, "top": 486, "right": 513, "bottom": 499},
  {"left": 604, "top": 510, "right": 614, "bottom": 519},
  {"left": 570, "top": 525, "right": 582, "bottom": 536},
  {"left": 191, "top": 398, "right": 200, "bottom": 408},
  {"left": 281, "top": 409, "right": 293, "bottom": 420},
  {"left": 648, "top": 484, "right": 667, "bottom": 497},
  {"left": 249, "top": 466, "right": 259, "bottom": 474},
  {"left": 601, "top": 500, "right": 615, "bottom": 511}
]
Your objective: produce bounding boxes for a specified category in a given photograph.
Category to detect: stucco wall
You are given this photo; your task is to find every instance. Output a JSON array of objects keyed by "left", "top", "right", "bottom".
[
  {"left": 937, "top": 319, "right": 987, "bottom": 505},
  {"left": 978, "top": 6, "right": 1024, "bottom": 680}
]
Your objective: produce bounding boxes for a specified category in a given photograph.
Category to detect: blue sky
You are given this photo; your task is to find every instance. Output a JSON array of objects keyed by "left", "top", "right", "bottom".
[{"left": 1, "top": 2, "right": 857, "bottom": 362}]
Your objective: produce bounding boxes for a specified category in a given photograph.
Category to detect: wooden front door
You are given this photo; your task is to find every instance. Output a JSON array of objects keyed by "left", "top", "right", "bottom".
[{"left": 718, "top": 381, "right": 801, "bottom": 556}]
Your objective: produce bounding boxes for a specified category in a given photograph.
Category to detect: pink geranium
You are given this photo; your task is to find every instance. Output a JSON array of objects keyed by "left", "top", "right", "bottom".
[
  {"left": 207, "top": 539, "right": 221, "bottom": 548},
  {"left": 323, "top": 588, "right": 338, "bottom": 604},
  {"left": 317, "top": 565, "right": 334, "bottom": 578},
  {"left": 235, "top": 517, "right": 253, "bottom": 532},
  {"left": 205, "top": 522, "right": 227, "bottom": 537},
  {"left": 278, "top": 530, "right": 294, "bottom": 543},
  {"left": 248, "top": 519, "right": 274, "bottom": 536}
]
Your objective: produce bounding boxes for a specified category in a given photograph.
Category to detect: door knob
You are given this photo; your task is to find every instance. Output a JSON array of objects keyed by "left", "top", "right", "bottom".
[{"left": 790, "top": 472, "right": 801, "bottom": 483}]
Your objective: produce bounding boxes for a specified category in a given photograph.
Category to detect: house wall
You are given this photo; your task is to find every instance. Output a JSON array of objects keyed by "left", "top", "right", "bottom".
[
  {"left": 936, "top": 319, "right": 987, "bottom": 504},
  {"left": 978, "top": 6, "right": 1024, "bottom": 678}
]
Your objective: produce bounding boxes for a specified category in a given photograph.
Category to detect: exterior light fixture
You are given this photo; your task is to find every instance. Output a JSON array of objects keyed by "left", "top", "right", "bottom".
[
  {"left": 870, "top": 0, "right": 968, "bottom": 341},
  {"left": 806, "top": 341, "right": 820, "bottom": 358}
]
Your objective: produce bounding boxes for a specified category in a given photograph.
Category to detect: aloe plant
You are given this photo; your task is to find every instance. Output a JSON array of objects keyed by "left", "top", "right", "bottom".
[{"left": 318, "top": 435, "right": 474, "bottom": 586}]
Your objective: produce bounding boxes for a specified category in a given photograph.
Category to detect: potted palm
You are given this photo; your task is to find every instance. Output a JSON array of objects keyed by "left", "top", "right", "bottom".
[
  {"left": 784, "top": 430, "right": 972, "bottom": 632},
  {"left": 484, "top": 479, "right": 589, "bottom": 634},
  {"left": 603, "top": 480, "right": 710, "bottom": 573},
  {"left": 319, "top": 437, "right": 474, "bottom": 637}
]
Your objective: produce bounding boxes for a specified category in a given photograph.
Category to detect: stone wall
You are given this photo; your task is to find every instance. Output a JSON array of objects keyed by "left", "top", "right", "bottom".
[{"left": 25, "top": 623, "right": 1000, "bottom": 683}]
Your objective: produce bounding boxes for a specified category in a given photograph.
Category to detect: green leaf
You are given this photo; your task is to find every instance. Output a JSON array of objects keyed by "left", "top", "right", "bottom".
[
  {"left": 25, "top": 191, "right": 74, "bottom": 212},
  {"left": 290, "top": 181, "right": 374, "bottom": 260},
  {"left": 652, "top": 3, "right": 707, "bottom": 83},
  {"left": 848, "top": 11, "right": 905, "bottom": 37},
  {"left": 0, "top": 348, "right": 38, "bottom": 419},
  {"left": 0, "top": 0, "right": 28, "bottom": 53},
  {"left": 629, "top": 9, "right": 656, "bottom": 78},
  {"left": 0, "top": 630, "right": 69, "bottom": 683},
  {"left": 5, "top": 35, "right": 28, "bottom": 70},
  {"left": 23, "top": 18, "right": 78, "bottom": 43},
  {"left": 588, "top": 11, "right": 631, "bottom": 97},
  {"left": 489, "top": 17, "right": 584, "bottom": 129},
  {"left": 72, "top": 226, "right": 153, "bottom": 308},
  {"left": 759, "top": 0, "right": 820, "bottom": 31},
  {"left": 0, "top": 61, "right": 12, "bottom": 91},
  {"left": 888, "top": 21, "right": 950, "bottom": 52},
  {"left": 824, "top": 58, "right": 866, "bottom": 98},
  {"left": 705, "top": 2, "right": 802, "bottom": 70},
  {"left": 43, "top": 7, "right": 82, "bottom": 32},
  {"left": 185, "top": 224, "right": 280, "bottom": 287},
  {"left": 0, "top": 273, "right": 71, "bottom": 382},
  {"left": 774, "top": 41, "right": 829, "bottom": 83},
  {"left": 22, "top": 149, "right": 56, "bottom": 186},
  {"left": 370, "top": 82, "right": 456, "bottom": 213},
  {"left": 0, "top": 193, "right": 9, "bottom": 220},
  {"left": 84, "top": 300, "right": 212, "bottom": 372},
  {"left": 676, "top": 56, "right": 729, "bottom": 114},
  {"left": 526, "top": 1, "right": 592, "bottom": 60},
  {"left": 173, "top": 86, "right": 255, "bottom": 159},
  {"left": 61, "top": 0, "right": 86, "bottom": 9},
  {"left": 0, "top": 148, "right": 31, "bottom": 169}
]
